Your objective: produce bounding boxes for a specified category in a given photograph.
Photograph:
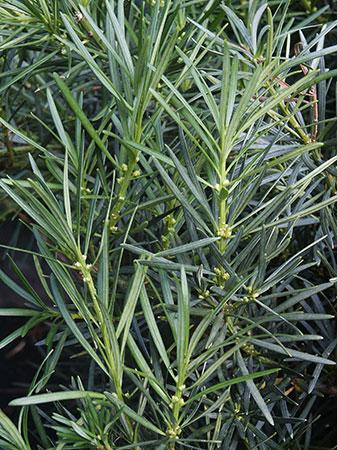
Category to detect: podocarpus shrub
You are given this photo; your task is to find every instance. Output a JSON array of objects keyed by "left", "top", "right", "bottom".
[{"left": 0, "top": 1, "right": 337, "bottom": 448}]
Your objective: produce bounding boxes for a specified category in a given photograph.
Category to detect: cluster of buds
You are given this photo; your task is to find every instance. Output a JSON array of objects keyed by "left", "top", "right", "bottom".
[
  {"left": 73, "top": 255, "right": 92, "bottom": 271},
  {"left": 164, "top": 215, "right": 176, "bottom": 233},
  {"left": 214, "top": 178, "right": 230, "bottom": 192},
  {"left": 170, "top": 384, "right": 186, "bottom": 409},
  {"left": 233, "top": 402, "right": 242, "bottom": 419},
  {"left": 80, "top": 186, "right": 91, "bottom": 194},
  {"left": 213, "top": 266, "right": 230, "bottom": 288},
  {"left": 217, "top": 224, "right": 232, "bottom": 239},
  {"left": 73, "top": 255, "right": 93, "bottom": 283},
  {"left": 242, "top": 286, "right": 259, "bottom": 303},
  {"left": 242, "top": 343, "right": 257, "bottom": 356},
  {"left": 223, "top": 303, "right": 234, "bottom": 317},
  {"left": 177, "top": 31, "right": 186, "bottom": 42},
  {"left": 198, "top": 289, "right": 210, "bottom": 301},
  {"left": 149, "top": 0, "right": 165, "bottom": 6},
  {"left": 162, "top": 215, "right": 177, "bottom": 249},
  {"left": 109, "top": 213, "right": 120, "bottom": 234},
  {"left": 117, "top": 164, "right": 129, "bottom": 184},
  {"left": 170, "top": 395, "right": 185, "bottom": 408},
  {"left": 132, "top": 169, "right": 141, "bottom": 178},
  {"left": 166, "top": 423, "right": 182, "bottom": 439},
  {"left": 161, "top": 234, "right": 169, "bottom": 248}
]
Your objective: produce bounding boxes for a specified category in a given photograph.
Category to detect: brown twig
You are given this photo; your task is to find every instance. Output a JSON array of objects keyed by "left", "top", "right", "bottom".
[{"left": 294, "top": 42, "right": 318, "bottom": 141}]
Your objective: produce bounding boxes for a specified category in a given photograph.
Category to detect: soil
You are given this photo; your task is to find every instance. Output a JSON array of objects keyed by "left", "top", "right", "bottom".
[{"left": 0, "top": 220, "right": 43, "bottom": 412}]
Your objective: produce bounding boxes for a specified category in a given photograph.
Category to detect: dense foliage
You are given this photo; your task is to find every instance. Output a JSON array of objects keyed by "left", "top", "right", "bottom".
[{"left": 0, "top": 0, "right": 337, "bottom": 448}]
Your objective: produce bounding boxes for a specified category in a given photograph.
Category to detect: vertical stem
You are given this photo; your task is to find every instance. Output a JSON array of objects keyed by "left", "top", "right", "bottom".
[
  {"left": 77, "top": 254, "right": 133, "bottom": 437},
  {"left": 218, "top": 135, "right": 231, "bottom": 253},
  {"left": 109, "top": 116, "right": 143, "bottom": 230},
  {"left": 79, "top": 255, "right": 122, "bottom": 394}
]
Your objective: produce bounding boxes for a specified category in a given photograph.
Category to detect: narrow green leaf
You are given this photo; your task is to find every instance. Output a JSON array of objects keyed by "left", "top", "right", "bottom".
[
  {"left": 156, "top": 237, "right": 219, "bottom": 258},
  {"left": 140, "top": 287, "right": 171, "bottom": 372},
  {"left": 188, "top": 369, "right": 279, "bottom": 404},
  {"left": 177, "top": 267, "right": 190, "bottom": 386},
  {"left": 10, "top": 390, "right": 104, "bottom": 406},
  {"left": 53, "top": 73, "right": 117, "bottom": 167},
  {"left": 252, "top": 339, "right": 336, "bottom": 365},
  {"left": 237, "top": 351, "right": 274, "bottom": 425},
  {"left": 116, "top": 260, "right": 148, "bottom": 349}
]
